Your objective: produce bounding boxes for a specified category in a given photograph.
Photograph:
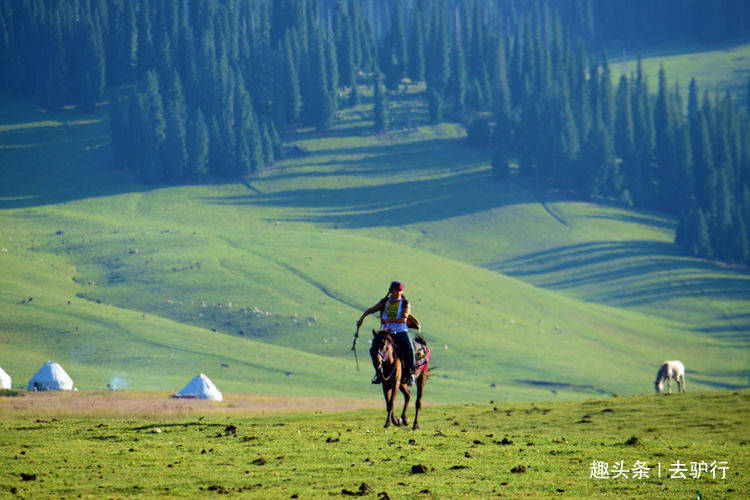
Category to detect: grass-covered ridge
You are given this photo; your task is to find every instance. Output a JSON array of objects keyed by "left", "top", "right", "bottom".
[{"left": 1, "top": 79, "right": 749, "bottom": 400}]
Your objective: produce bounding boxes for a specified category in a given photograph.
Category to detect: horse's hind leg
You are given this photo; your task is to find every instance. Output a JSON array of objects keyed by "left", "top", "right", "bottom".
[
  {"left": 399, "top": 384, "right": 411, "bottom": 427},
  {"left": 681, "top": 374, "right": 687, "bottom": 392}
]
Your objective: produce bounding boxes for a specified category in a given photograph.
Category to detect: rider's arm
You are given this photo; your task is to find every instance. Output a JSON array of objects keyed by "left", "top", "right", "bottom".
[
  {"left": 401, "top": 301, "right": 411, "bottom": 320},
  {"left": 356, "top": 301, "right": 383, "bottom": 327}
]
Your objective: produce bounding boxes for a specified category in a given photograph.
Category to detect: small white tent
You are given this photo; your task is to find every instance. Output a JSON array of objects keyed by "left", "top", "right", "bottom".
[
  {"left": 177, "top": 373, "right": 222, "bottom": 401},
  {"left": 0, "top": 366, "right": 10, "bottom": 389},
  {"left": 28, "top": 361, "right": 74, "bottom": 391}
]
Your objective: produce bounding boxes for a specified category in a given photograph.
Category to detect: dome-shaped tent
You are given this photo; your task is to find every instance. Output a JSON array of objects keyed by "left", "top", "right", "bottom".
[
  {"left": 0, "top": 366, "right": 10, "bottom": 389},
  {"left": 28, "top": 361, "right": 74, "bottom": 391},
  {"left": 177, "top": 374, "right": 222, "bottom": 401}
]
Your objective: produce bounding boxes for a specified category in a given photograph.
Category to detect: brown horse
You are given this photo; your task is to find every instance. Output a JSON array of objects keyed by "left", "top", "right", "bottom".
[{"left": 369, "top": 329, "right": 429, "bottom": 430}]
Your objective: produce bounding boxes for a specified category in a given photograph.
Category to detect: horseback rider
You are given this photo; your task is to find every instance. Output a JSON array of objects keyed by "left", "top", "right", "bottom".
[{"left": 356, "top": 281, "right": 417, "bottom": 386}]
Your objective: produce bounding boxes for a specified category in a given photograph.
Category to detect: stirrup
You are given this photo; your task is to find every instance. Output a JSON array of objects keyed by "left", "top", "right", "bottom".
[{"left": 407, "top": 374, "right": 415, "bottom": 386}]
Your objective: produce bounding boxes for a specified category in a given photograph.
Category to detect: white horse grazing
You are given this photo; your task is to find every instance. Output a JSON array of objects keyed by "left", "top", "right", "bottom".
[{"left": 655, "top": 360, "right": 686, "bottom": 394}]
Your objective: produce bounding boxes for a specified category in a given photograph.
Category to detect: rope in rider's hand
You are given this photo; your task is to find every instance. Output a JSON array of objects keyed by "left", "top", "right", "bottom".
[{"left": 351, "top": 325, "right": 360, "bottom": 371}]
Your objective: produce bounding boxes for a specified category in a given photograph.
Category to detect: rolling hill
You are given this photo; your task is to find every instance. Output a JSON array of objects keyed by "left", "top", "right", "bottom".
[{"left": 1, "top": 76, "right": 748, "bottom": 401}]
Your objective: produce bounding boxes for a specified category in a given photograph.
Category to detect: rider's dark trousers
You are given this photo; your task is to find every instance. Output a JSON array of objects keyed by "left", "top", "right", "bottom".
[{"left": 394, "top": 331, "right": 415, "bottom": 374}]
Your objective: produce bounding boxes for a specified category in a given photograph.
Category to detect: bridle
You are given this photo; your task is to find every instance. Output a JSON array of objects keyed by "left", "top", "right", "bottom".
[{"left": 373, "top": 333, "right": 398, "bottom": 382}]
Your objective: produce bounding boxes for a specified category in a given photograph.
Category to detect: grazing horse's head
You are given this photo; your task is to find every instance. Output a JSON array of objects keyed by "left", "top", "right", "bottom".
[{"left": 655, "top": 363, "right": 667, "bottom": 393}]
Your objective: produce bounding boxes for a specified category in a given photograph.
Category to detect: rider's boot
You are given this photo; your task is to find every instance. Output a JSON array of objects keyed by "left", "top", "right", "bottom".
[{"left": 371, "top": 373, "right": 382, "bottom": 384}]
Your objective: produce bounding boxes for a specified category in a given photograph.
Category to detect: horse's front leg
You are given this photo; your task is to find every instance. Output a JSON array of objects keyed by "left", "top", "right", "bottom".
[
  {"left": 681, "top": 374, "right": 687, "bottom": 392},
  {"left": 389, "top": 365, "right": 402, "bottom": 426},
  {"left": 412, "top": 372, "right": 424, "bottom": 431},
  {"left": 668, "top": 377, "right": 672, "bottom": 394},
  {"left": 382, "top": 385, "right": 394, "bottom": 428},
  {"left": 399, "top": 383, "right": 411, "bottom": 427}
]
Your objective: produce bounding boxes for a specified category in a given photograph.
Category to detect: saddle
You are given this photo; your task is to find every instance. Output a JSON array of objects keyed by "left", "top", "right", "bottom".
[{"left": 413, "top": 337, "right": 430, "bottom": 373}]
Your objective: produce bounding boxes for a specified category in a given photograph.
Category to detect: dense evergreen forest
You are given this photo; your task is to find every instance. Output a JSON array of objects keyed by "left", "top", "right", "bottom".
[{"left": 2, "top": 0, "right": 750, "bottom": 267}]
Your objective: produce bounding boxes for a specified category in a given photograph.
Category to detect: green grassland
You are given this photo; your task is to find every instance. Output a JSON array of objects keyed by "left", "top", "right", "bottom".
[
  {"left": 0, "top": 390, "right": 747, "bottom": 498},
  {"left": 613, "top": 40, "right": 750, "bottom": 104},
  {"left": 1, "top": 66, "right": 749, "bottom": 403}
]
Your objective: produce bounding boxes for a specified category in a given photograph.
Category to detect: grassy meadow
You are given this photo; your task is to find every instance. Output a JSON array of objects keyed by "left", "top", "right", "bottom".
[
  {"left": 613, "top": 40, "right": 750, "bottom": 105},
  {"left": 1, "top": 76, "right": 749, "bottom": 402},
  {"left": 0, "top": 389, "right": 748, "bottom": 498}
]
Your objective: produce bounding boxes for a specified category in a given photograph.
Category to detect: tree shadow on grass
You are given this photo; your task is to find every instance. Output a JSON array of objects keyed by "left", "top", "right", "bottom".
[
  {"left": 203, "top": 166, "right": 518, "bottom": 229},
  {"left": 489, "top": 241, "right": 750, "bottom": 306},
  {"left": 0, "top": 119, "right": 150, "bottom": 209}
]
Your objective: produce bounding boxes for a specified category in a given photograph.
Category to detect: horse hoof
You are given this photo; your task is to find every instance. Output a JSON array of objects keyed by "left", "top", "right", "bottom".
[{"left": 412, "top": 424, "right": 419, "bottom": 431}]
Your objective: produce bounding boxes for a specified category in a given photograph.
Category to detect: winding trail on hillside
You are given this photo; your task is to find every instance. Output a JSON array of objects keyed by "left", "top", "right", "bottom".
[
  {"left": 275, "top": 261, "right": 366, "bottom": 311},
  {"left": 218, "top": 236, "right": 365, "bottom": 311}
]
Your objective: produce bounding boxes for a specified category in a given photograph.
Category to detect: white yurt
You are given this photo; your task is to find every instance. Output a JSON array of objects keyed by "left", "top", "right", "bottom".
[
  {"left": 28, "top": 361, "right": 74, "bottom": 391},
  {"left": 0, "top": 366, "right": 11, "bottom": 389},
  {"left": 177, "top": 373, "right": 223, "bottom": 401}
]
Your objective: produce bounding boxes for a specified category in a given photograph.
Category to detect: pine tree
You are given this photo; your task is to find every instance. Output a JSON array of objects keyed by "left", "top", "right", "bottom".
[
  {"left": 599, "top": 51, "right": 614, "bottom": 133},
  {"left": 492, "top": 24, "right": 511, "bottom": 141},
  {"left": 187, "top": 107, "right": 209, "bottom": 177},
  {"left": 283, "top": 32, "right": 302, "bottom": 123},
  {"left": 407, "top": 7, "right": 425, "bottom": 82},
  {"left": 36, "top": 16, "right": 69, "bottom": 109},
  {"left": 427, "top": 87, "right": 443, "bottom": 124},
  {"left": 76, "top": 20, "right": 105, "bottom": 112},
  {"left": 135, "top": 71, "right": 167, "bottom": 182},
  {"left": 653, "top": 65, "right": 675, "bottom": 210},
  {"left": 580, "top": 123, "right": 619, "bottom": 198},
  {"left": 163, "top": 71, "right": 188, "bottom": 180},
  {"left": 556, "top": 99, "right": 580, "bottom": 190},
  {"left": 261, "top": 121, "right": 274, "bottom": 164},
  {"left": 348, "top": 75, "right": 359, "bottom": 105},
  {"left": 427, "top": 9, "right": 449, "bottom": 93},
  {"left": 693, "top": 208, "right": 713, "bottom": 257},
  {"left": 136, "top": 2, "right": 155, "bottom": 74},
  {"left": 389, "top": 0, "right": 407, "bottom": 84},
  {"left": 519, "top": 78, "right": 538, "bottom": 177},
  {"left": 448, "top": 34, "right": 466, "bottom": 117},
  {"left": 268, "top": 120, "right": 284, "bottom": 159},
  {"left": 334, "top": 1, "right": 355, "bottom": 87},
  {"left": 373, "top": 70, "right": 388, "bottom": 132},
  {"left": 692, "top": 109, "right": 714, "bottom": 211},
  {"left": 325, "top": 31, "right": 339, "bottom": 104},
  {"left": 308, "top": 27, "right": 333, "bottom": 130}
]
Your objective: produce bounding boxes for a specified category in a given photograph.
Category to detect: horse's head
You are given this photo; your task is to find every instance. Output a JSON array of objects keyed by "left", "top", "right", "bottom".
[{"left": 370, "top": 329, "right": 394, "bottom": 370}]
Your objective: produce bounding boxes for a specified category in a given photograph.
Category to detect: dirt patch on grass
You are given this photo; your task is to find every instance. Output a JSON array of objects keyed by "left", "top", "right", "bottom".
[{"left": 0, "top": 390, "right": 384, "bottom": 417}]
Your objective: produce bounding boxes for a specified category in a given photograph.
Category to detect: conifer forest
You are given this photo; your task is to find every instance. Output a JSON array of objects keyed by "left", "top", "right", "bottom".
[{"left": 2, "top": 0, "right": 750, "bottom": 266}]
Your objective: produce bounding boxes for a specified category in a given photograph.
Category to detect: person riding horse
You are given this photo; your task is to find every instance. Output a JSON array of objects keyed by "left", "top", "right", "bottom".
[{"left": 356, "top": 281, "right": 417, "bottom": 385}]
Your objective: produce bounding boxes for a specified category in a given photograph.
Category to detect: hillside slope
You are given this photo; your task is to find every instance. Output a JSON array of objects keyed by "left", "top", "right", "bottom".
[{"left": 0, "top": 86, "right": 748, "bottom": 401}]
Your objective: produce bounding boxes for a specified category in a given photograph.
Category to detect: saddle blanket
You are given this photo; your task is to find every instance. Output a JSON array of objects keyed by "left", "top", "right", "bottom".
[{"left": 414, "top": 343, "right": 430, "bottom": 373}]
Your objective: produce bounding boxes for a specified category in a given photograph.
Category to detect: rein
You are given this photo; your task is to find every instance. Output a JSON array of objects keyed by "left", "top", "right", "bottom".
[{"left": 375, "top": 337, "right": 399, "bottom": 382}]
